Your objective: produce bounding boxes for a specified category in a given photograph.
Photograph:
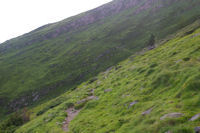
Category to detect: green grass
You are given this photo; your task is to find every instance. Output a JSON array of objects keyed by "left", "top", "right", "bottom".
[
  {"left": 10, "top": 23, "right": 200, "bottom": 133},
  {"left": 1, "top": 0, "right": 200, "bottom": 117}
]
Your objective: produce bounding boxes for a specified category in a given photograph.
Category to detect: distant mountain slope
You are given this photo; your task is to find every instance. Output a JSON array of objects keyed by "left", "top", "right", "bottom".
[
  {"left": 0, "top": 0, "right": 200, "bottom": 116},
  {"left": 12, "top": 20, "right": 200, "bottom": 133}
]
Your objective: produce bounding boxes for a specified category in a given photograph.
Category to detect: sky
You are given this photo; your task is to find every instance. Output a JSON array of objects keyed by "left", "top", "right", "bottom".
[{"left": 0, "top": 0, "right": 112, "bottom": 43}]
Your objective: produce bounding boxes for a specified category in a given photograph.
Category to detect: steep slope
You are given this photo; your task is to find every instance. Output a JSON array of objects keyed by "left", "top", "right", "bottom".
[
  {"left": 8, "top": 21, "right": 200, "bottom": 133},
  {"left": 1, "top": 0, "right": 200, "bottom": 116}
]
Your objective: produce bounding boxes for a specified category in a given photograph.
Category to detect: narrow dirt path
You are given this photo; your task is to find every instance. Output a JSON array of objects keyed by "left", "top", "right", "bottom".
[
  {"left": 62, "top": 107, "right": 80, "bottom": 132},
  {"left": 62, "top": 89, "right": 96, "bottom": 132}
]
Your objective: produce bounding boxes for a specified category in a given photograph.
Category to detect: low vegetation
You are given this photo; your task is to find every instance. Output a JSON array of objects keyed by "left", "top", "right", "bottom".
[
  {"left": 7, "top": 22, "right": 200, "bottom": 133},
  {"left": 1, "top": 0, "right": 200, "bottom": 117}
]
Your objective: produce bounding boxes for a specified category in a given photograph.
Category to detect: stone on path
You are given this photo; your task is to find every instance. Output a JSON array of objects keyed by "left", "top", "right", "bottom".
[
  {"left": 189, "top": 113, "right": 200, "bottom": 121},
  {"left": 128, "top": 100, "right": 138, "bottom": 108},
  {"left": 160, "top": 112, "right": 183, "bottom": 120},
  {"left": 142, "top": 107, "right": 153, "bottom": 115},
  {"left": 194, "top": 127, "right": 200, "bottom": 133},
  {"left": 104, "top": 89, "right": 112, "bottom": 92}
]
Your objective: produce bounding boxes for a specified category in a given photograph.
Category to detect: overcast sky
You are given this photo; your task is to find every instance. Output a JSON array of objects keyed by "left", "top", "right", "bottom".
[{"left": 0, "top": 0, "right": 112, "bottom": 43}]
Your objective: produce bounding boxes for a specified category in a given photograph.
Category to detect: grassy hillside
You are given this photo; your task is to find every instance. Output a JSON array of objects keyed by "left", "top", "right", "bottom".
[
  {"left": 1, "top": 0, "right": 200, "bottom": 116},
  {"left": 4, "top": 20, "right": 199, "bottom": 133}
]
